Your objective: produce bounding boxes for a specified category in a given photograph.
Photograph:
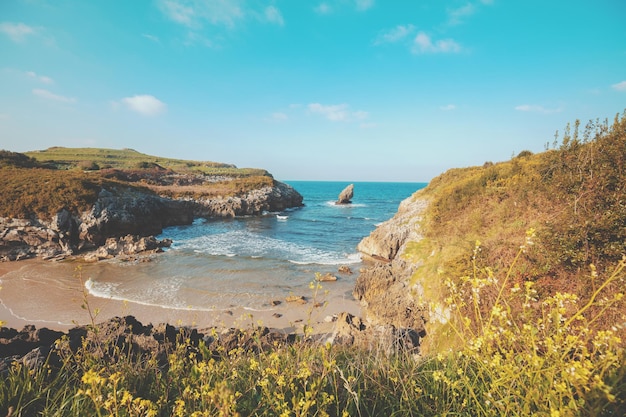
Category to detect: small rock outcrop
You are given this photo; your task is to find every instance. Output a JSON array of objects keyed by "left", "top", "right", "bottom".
[
  {"left": 326, "top": 312, "right": 423, "bottom": 352},
  {"left": 84, "top": 235, "right": 173, "bottom": 261},
  {"left": 335, "top": 184, "right": 354, "bottom": 205}
]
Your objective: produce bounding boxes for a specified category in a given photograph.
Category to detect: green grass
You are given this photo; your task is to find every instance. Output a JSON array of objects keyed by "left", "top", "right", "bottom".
[
  {"left": 0, "top": 166, "right": 136, "bottom": 219},
  {"left": 24, "top": 147, "right": 270, "bottom": 177}
]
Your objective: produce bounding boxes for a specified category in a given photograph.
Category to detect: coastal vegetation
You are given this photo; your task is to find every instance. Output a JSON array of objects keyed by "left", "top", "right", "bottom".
[{"left": 2, "top": 112, "right": 626, "bottom": 415}]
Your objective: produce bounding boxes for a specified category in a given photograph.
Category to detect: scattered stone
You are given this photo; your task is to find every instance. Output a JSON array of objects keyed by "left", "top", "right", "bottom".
[
  {"left": 224, "top": 310, "right": 233, "bottom": 316},
  {"left": 270, "top": 300, "right": 282, "bottom": 306},
  {"left": 317, "top": 273, "right": 338, "bottom": 282},
  {"left": 324, "top": 315, "right": 338, "bottom": 323},
  {"left": 338, "top": 265, "right": 353, "bottom": 275},
  {"left": 314, "top": 302, "right": 324, "bottom": 308},
  {"left": 285, "top": 295, "right": 307, "bottom": 304},
  {"left": 272, "top": 313, "right": 282, "bottom": 318},
  {"left": 335, "top": 184, "right": 354, "bottom": 205}
]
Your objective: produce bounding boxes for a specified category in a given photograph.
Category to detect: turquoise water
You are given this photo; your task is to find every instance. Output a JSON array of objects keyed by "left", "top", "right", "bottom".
[{"left": 85, "top": 182, "right": 427, "bottom": 311}]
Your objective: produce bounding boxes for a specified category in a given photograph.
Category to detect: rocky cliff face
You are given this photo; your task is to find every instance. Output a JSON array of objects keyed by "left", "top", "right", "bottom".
[
  {"left": 190, "top": 181, "right": 303, "bottom": 218},
  {"left": 0, "top": 181, "right": 303, "bottom": 261},
  {"left": 354, "top": 195, "right": 429, "bottom": 331}
]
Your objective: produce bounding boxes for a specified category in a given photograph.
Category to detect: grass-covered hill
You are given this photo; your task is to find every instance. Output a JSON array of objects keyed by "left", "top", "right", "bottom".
[
  {"left": 389, "top": 110, "right": 626, "bottom": 354},
  {"left": 0, "top": 147, "right": 274, "bottom": 219},
  {"left": 414, "top": 110, "right": 626, "bottom": 286}
]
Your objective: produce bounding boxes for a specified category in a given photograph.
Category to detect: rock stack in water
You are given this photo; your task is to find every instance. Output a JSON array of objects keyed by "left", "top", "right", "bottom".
[{"left": 336, "top": 184, "right": 354, "bottom": 205}]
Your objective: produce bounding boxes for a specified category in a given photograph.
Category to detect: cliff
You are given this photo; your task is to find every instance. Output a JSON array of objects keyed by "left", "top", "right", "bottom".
[
  {"left": 0, "top": 148, "right": 303, "bottom": 261},
  {"left": 355, "top": 111, "right": 626, "bottom": 352},
  {"left": 354, "top": 194, "right": 429, "bottom": 332}
]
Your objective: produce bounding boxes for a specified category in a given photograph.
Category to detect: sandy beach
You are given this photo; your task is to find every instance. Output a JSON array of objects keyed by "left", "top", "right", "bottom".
[{"left": 0, "top": 258, "right": 362, "bottom": 334}]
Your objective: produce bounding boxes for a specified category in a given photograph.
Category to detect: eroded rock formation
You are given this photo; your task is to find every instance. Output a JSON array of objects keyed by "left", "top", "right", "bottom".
[
  {"left": 336, "top": 184, "right": 354, "bottom": 205},
  {"left": 0, "top": 181, "right": 303, "bottom": 261},
  {"left": 354, "top": 195, "right": 429, "bottom": 332}
]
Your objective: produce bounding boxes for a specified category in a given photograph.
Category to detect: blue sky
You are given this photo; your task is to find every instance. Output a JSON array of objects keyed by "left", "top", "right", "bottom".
[{"left": 1, "top": 0, "right": 625, "bottom": 181}]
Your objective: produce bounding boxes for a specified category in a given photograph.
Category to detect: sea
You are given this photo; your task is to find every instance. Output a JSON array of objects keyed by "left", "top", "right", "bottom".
[{"left": 81, "top": 181, "right": 427, "bottom": 313}]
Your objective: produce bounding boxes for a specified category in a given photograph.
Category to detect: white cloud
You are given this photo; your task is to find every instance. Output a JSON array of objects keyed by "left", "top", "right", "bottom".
[
  {"left": 440, "top": 104, "right": 456, "bottom": 111},
  {"left": 26, "top": 71, "right": 53, "bottom": 84},
  {"left": 32, "top": 88, "right": 76, "bottom": 103},
  {"left": 121, "top": 95, "right": 167, "bottom": 116},
  {"left": 447, "top": 3, "right": 475, "bottom": 26},
  {"left": 315, "top": 1, "right": 373, "bottom": 14},
  {"left": 315, "top": 3, "right": 332, "bottom": 14},
  {"left": 308, "top": 103, "right": 369, "bottom": 122},
  {"left": 0, "top": 22, "right": 36, "bottom": 42},
  {"left": 271, "top": 112, "right": 288, "bottom": 121},
  {"left": 158, "top": 0, "right": 244, "bottom": 28},
  {"left": 515, "top": 104, "right": 562, "bottom": 114},
  {"left": 374, "top": 24, "right": 415, "bottom": 45},
  {"left": 264, "top": 6, "right": 284, "bottom": 26},
  {"left": 158, "top": 0, "right": 196, "bottom": 26},
  {"left": 0, "top": 113, "right": 9, "bottom": 120},
  {"left": 612, "top": 81, "right": 626, "bottom": 91},
  {"left": 355, "top": 0, "right": 374, "bottom": 11},
  {"left": 412, "top": 31, "right": 462, "bottom": 54},
  {"left": 142, "top": 33, "right": 160, "bottom": 42}
]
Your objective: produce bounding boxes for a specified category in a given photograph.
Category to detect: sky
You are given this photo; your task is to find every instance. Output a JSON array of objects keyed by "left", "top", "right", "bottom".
[{"left": 1, "top": 0, "right": 625, "bottom": 182}]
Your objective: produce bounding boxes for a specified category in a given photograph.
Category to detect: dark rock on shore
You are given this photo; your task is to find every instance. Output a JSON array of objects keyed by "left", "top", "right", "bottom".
[
  {"left": 326, "top": 312, "right": 423, "bottom": 352},
  {"left": 0, "top": 313, "right": 423, "bottom": 375}
]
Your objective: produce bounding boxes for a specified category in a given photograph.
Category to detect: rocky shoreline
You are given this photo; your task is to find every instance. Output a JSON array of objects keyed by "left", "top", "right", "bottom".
[
  {"left": 0, "top": 180, "right": 303, "bottom": 262},
  {"left": 0, "top": 312, "right": 424, "bottom": 374}
]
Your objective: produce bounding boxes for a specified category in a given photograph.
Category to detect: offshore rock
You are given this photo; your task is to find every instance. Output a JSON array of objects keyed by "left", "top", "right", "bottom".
[{"left": 336, "top": 184, "right": 354, "bottom": 205}]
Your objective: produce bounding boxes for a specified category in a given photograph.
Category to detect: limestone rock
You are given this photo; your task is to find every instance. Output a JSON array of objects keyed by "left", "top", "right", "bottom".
[
  {"left": 190, "top": 181, "right": 303, "bottom": 218},
  {"left": 1, "top": 180, "right": 302, "bottom": 262},
  {"left": 338, "top": 265, "right": 353, "bottom": 275},
  {"left": 357, "top": 196, "right": 427, "bottom": 262},
  {"left": 336, "top": 184, "right": 354, "bottom": 205},
  {"left": 285, "top": 295, "right": 307, "bottom": 304},
  {"left": 327, "top": 312, "right": 423, "bottom": 352},
  {"left": 354, "top": 195, "right": 429, "bottom": 332}
]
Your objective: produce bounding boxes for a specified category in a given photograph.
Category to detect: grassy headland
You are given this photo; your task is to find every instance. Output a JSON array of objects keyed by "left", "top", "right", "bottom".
[{"left": 0, "top": 147, "right": 274, "bottom": 219}]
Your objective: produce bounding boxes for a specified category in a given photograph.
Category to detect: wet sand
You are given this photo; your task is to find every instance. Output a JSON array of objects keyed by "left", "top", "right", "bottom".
[{"left": 0, "top": 258, "right": 362, "bottom": 334}]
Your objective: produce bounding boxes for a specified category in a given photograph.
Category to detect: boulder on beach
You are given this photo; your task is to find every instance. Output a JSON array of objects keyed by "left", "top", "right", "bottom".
[{"left": 336, "top": 184, "right": 354, "bottom": 205}]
